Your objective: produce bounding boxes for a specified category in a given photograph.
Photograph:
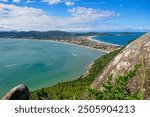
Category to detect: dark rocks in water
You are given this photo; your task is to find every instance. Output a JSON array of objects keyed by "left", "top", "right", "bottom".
[
  {"left": 91, "top": 32, "right": 150, "bottom": 99},
  {"left": 1, "top": 84, "right": 29, "bottom": 100}
]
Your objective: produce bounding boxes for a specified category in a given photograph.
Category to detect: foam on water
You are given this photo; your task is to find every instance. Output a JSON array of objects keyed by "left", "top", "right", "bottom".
[
  {"left": 4, "top": 64, "right": 17, "bottom": 68},
  {"left": 72, "top": 53, "right": 78, "bottom": 57}
]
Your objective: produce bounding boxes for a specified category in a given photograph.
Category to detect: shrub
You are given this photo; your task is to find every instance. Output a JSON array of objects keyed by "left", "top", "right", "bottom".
[{"left": 88, "top": 65, "right": 141, "bottom": 100}]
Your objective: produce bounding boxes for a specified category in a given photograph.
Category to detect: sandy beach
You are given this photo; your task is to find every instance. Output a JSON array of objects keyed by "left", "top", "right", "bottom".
[
  {"left": 7, "top": 37, "right": 121, "bottom": 53},
  {"left": 42, "top": 36, "right": 121, "bottom": 53},
  {"left": 43, "top": 39, "right": 109, "bottom": 53},
  {"left": 87, "top": 36, "right": 123, "bottom": 47}
]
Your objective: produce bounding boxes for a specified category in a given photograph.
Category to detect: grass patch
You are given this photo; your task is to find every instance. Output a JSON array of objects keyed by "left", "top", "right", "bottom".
[{"left": 30, "top": 49, "right": 121, "bottom": 100}]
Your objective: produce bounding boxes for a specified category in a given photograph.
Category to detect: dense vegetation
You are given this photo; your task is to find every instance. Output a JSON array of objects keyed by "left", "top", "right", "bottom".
[
  {"left": 0, "top": 31, "right": 74, "bottom": 39},
  {"left": 88, "top": 64, "right": 141, "bottom": 100},
  {"left": 0, "top": 31, "right": 143, "bottom": 39},
  {"left": 30, "top": 49, "right": 121, "bottom": 100},
  {"left": 0, "top": 31, "right": 111, "bottom": 39}
]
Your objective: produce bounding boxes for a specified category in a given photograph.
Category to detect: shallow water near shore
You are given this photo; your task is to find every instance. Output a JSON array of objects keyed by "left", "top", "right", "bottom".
[{"left": 0, "top": 39, "right": 104, "bottom": 97}]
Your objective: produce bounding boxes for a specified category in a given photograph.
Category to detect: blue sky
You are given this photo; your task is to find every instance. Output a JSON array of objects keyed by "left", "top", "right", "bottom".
[{"left": 0, "top": 0, "right": 149, "bottom": 32}]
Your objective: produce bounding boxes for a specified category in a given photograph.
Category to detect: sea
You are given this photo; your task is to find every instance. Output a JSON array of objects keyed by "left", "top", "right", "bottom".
[
  {"left": 93, "top": 32, "right": 145, "bottom": 46},
  {"left": 0, "top": 39, "right": 104, "bottom": 97}
]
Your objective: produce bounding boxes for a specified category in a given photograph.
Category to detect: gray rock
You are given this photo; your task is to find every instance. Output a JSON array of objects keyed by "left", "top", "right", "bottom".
[
  {"left": 1, "top": 84, "right": 29, "bottom": 100},
  {"left": 91, "top": 32, "right": 150, "bottom": 99}
]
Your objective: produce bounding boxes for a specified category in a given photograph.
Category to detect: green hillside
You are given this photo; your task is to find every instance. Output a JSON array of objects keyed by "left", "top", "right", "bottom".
[{"left": 30, "top": 49, "right": 121, "bottom": 100}]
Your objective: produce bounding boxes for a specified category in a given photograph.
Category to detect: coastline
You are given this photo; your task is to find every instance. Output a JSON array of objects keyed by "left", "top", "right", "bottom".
[
  {"left": 39, "top": 37, "right": 121, "bottom": 53},
  {"left": 1, "top": 37, "right": 121, "bottom": 53},
  {"left": 87, "top": 35, "right": 123, "bottom": 47},
  {"left": 0, "top": 37, "right": 121, "bottom": 98},
  {"left": 41, "top": 39, "right": 109, "bottom": 53},
  {"left": 39, "top": 39, "right": 107, "bottom": 79},
  {"left": 0, "top": 38, "right": 105, "bottom": 97},
  {"left": 1, "top": 37, "right": 121, "bottom": 78},
  {"left": 3, "top": 38, "right": 109, "bottom": 53}
]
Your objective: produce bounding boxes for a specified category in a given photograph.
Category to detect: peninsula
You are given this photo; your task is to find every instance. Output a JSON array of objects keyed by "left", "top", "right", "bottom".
[{"left": 0, "top": 31, "right": 121, "bottom": 53}]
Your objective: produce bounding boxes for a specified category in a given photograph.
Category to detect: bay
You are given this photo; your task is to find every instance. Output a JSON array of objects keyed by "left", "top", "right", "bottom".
[{"left": 0, "top": 39, "right": 104, "bottom": 97}]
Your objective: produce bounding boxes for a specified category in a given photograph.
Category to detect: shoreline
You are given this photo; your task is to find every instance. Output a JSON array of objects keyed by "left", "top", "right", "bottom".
[
  {"left": 0, "top": 37, "right": 121, "bottom": 78},
  {"left": 1, "top": 38, "right": 109, "bottom": 53},
  {"left": 1, "top": 37, "right": 121, "bottom": 53},
  {"left": 38, "top": 37, "right": 121, "bottom": 53},
  {"left": 41, "top": 39, "right": 109, "bottom": 53},
  {"left": 0, "top": 38, "right": 105, "bottom": 97},
  {"left": 38, "top": 39, "right": 106, "bottom": 80},
  {"left": 87, "top": 36, "right": 123, "bottom": 47},
  {"left": 0, "top": 37, "right": 120, "bottom": 97}
]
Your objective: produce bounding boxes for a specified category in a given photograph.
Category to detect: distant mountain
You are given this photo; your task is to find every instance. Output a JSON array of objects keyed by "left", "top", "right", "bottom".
[
  {"left": 0, "top": 31, "right": 145, "bottom": 39},
  {"left": 0, "top": 31, "right": 73, "bottom": 39},
  {"left": 0, "top": 31, "right": 113, "bottom": 39}
]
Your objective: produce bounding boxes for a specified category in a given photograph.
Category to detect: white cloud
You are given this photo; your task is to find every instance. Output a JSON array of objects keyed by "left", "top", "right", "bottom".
[
  {"left": 13, "top": 0, "right": 21, "bottom": 3},
  {"left": 42, "top": 0, "right": 61, "bottom": 5},
  {"left": 0, "top": 3, "right": 120, "bottom": 31},
  {"left": 68, "top": 7, "right": 117, "bottom": 22},
  {"left": 42, "top": 0, "right": 75, "bottom": 6},
  {"left": 0, "top": 3, "right": 44, "bottom": 17},
  {"left": 26, "top": 0, "right": 35, "bottom": 3},
  {"left": 0, "top": 0, "right": 8, "bottom": 2},
  {"left": 65, "top": 1, "right": 74, "bottom": 6}
]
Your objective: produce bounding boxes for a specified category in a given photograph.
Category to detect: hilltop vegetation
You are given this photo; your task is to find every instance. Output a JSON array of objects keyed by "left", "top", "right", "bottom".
[
  {"left": 0, "top": 31, "right": 144, "bottom": 39},
  {"left": 0, "top": 31, "right": 73, "bottom": 39},
  {"left": 88, "top": 64, "right": 141, "bottom": 100},
  {"left": 30, "top": 49, "right": 121, "bottom": 100},
  {"left": 0, "top": 31, "right": 102, "bottom": 39}
]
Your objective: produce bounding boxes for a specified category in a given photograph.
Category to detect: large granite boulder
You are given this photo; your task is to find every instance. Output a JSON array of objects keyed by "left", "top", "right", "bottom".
[
  {"left": 91, "top": 33, "right": 150, "bottom": 99},
  {"left": 1, "top": 84, "right": 29, "bottom": 100}
]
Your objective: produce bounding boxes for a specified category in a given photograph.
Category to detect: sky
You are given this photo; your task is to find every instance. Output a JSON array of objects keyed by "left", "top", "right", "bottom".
[{"left": 0, "top": 0, "right": 150, "bottom": 32}]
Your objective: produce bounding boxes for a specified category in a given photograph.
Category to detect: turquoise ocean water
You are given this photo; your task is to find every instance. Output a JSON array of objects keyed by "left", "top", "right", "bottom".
[
  {"left": 0, "top": 39, "right": 104, "bottom": 97},
  {"left": 93, "top": 32, "right": 145, "bottom": 46}
]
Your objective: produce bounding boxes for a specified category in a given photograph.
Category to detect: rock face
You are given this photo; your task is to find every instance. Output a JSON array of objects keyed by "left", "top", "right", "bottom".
[
  {"left": 1, "top": 84, "right": 29, "bottom": 100},
  {"left": 91, "top": 32, "right": 150, "bottom": 99}
]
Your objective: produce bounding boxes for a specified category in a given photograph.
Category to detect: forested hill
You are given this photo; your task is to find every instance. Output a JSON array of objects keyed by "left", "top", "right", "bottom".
[
  {"left": 0, "top": 31, "right": 73, "bottom": 39},
  {"left": 0, "top": 31, "right": 142, "bottom": 39},
  {"left": 0, "top": 31, "right": 107, "bottom": 39}
]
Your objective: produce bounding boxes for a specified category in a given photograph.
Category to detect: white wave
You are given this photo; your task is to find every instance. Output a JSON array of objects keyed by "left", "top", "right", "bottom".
[
  {"left": 72, "top": 53, "right": 78, "bottom": 56},
  {"left": 4, "top": 64, "right": 17, "bottom": 68}
]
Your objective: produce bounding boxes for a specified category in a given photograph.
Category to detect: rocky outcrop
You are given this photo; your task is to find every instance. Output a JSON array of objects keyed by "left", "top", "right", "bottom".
[
  {"left": 91, "top": 32, "right": 150, "bottom": 99},
  {"left": 1, "top": 84, "right": 29, "bottom": 100}
]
